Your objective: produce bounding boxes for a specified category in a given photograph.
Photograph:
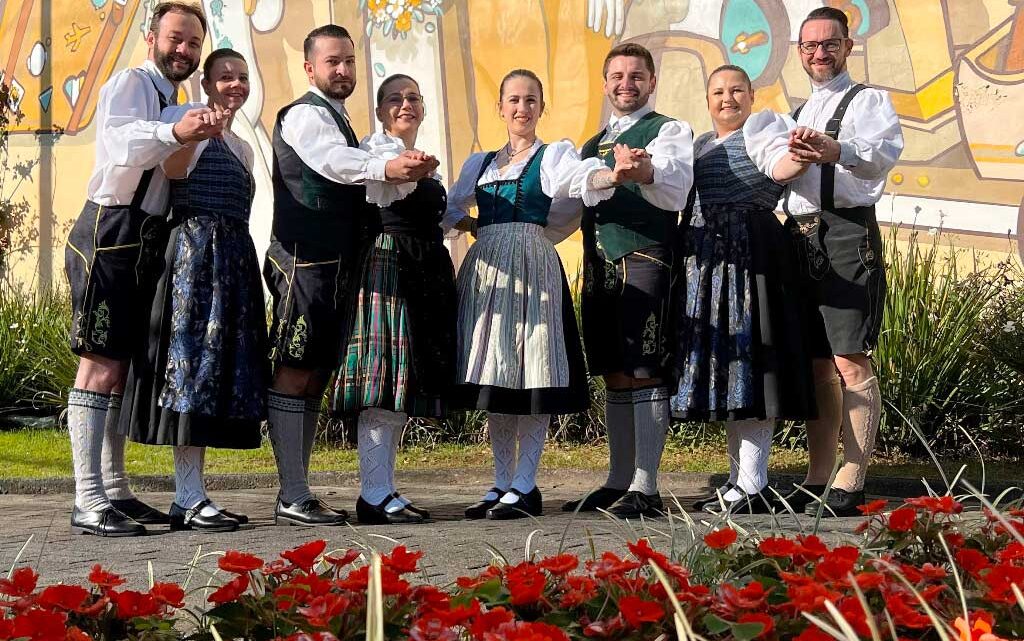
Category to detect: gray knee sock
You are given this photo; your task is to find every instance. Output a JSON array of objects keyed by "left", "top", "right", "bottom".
[
  {"left": 268, "top": 390, "right": 314, "bottom": 504},
  {"left": 68, "top": 389, "right": 112, "bottom": 511},
  {"left": 101, "top": 393, "right": 134, "bottom": 501},
  {"left": 486, "top": 413, "right": 517, "bottom": 499},
  {"left": 302, "top": 398, "right": 320, "bottom": 474},
  {"left": 604, "top": 389, "right": 636, "bottom": 490},
  {"left": 510, "top": 414, "right": 549, "bottom": 494},
  {"left": 628, "top": 386, "right": 671, "bottom": 495}
]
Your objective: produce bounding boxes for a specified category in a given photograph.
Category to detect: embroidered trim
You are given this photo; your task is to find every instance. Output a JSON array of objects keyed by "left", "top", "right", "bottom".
[
  {"left": 68, "top": 388, "right": 111, "bottom": 410},
  {"left": 267, "top": 391, "right": 307, "bottom": 413}
]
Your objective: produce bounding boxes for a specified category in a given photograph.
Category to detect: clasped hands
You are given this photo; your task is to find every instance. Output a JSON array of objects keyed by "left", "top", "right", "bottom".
[
  {"left": 610, "top": 143, "right": 654, "bottom": 186},
  {"left": 385, "top": 150, "right": 439, "bottom": 184},
  {"left": 787, "top": 127, "right": 841, "bottom": 165},
  {"left": 172, "top": 105, "right": 231, "bottom": 144}
]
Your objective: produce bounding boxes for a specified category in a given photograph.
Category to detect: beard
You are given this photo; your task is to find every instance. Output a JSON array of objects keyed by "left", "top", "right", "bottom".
[
  {"left": 805, "top": 58, "right": 845, "bottom": 83},
  {"left": 154, "top": 47, "right": 199, "bottom": 82},
  {"left": 316, "top": 75, "right": 355, "bottom": 101}
]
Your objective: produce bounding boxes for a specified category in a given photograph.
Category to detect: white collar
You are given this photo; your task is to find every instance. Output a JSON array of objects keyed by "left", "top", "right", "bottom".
[
  {"left": 141, "top": 59, "right": 177, "bottom": 104},
  {"left": 608, "top": 103, "right": 654, "bottom": 132},
  {"left": 308, "top": 85, "right": 347, "bottom": 118},
  {"left": 810, "top": 70, "right": 852, "bottom": 96}
]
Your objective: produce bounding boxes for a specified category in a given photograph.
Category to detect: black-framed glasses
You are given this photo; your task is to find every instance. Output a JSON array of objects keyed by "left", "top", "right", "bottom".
[{"left": 798, "top": 38, "right": 846, "bottom": 54}]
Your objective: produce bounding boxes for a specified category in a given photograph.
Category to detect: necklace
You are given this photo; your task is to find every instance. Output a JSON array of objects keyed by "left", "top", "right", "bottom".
[{"left": 504, "top": 141, "right": 534, "bottom": 159}]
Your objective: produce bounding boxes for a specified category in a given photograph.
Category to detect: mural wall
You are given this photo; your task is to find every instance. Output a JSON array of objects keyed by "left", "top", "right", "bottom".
[{"left": 2, "top": 0, "right": 1023, "bottom": 287}]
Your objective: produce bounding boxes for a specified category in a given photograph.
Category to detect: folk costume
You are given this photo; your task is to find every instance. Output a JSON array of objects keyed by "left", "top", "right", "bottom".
[
  {"left": 329, "top": 132, "right": 456, "bottom": 524},
  {"left": 63, "top": 60, "right": 181, "bottom": 536},
  {"left": 444, "top": 139, "right": 589, "bottom": 520},
  {"left": 565, "top": 104, "right": 694, "bottom": 518}
]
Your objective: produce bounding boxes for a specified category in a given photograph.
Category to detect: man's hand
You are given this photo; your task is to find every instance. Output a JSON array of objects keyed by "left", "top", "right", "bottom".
[
  {"left": 788, "top": 127, "right": 841, "bottom": 164},
  {"left": 614, "top": 144, "right": 654, "bottom": 185},
  {"left": 171, "top": 107, "right": 230, "bottom": 144},
  {"left": 385, "top": 150, "right": 439, "bottom": 183}
]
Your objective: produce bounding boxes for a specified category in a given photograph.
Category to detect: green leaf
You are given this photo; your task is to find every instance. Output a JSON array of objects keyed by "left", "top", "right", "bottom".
[
  {"left": 703, "top": 613, "right": 731, "bottom": 634},
  {"left": 470, "top": 578, "right": 505, "bottom": 603},
  {"left": 731, "top": 622, "right": 766, "bottom": 641}
]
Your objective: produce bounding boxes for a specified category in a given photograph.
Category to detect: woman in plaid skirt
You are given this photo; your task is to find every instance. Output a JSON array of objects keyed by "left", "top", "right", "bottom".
[{"left": 328, "top": 74, "right": 455, "bottom": 525}]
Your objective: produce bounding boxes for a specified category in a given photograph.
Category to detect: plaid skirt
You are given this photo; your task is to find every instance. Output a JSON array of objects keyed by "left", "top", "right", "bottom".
[{"left": 330, "top": 232, "right": 456, "bottom": 418}]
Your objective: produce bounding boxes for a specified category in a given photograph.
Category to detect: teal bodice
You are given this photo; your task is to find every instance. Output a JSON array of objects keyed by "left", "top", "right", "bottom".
[{"left": 475, "top": 145, "right": 552, "bottom": 229}]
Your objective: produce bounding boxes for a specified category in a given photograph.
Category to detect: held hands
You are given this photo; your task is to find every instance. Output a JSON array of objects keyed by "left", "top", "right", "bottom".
[
  {"left": 385, "top": 150, "right": 439, "bottom": 183},
  {"left": 610, "top": 143, "right": 654, "bottom": 186},
  {"left": 788, "top": 127, "right": 841, "bottom": 164},
  {"left": 171, "top": 106, "right": 230, "bottom": 144}
]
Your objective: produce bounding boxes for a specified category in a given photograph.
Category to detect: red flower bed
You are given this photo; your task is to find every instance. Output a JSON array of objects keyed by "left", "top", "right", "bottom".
[{"left": 3, "top": 495, "right": 1024, "bottom": 640}]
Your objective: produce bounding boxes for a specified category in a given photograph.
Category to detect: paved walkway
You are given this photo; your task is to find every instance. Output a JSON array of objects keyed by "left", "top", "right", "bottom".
[{"left": 0, "top": 469, "right": 874, "bottom": 593}]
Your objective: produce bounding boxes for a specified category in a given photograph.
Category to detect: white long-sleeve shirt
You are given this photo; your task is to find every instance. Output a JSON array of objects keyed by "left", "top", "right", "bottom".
[
  {"left": 574, "top": 103, "right": 694, "bottom": 211},
  {"left": 764, "top": 71, "right": 904, "bottom": 214},
  {"left": 279, "top": 85, "right": 387, "bottom": 185},
  {"left": 86, "top": 59, "right": 182, "bottom": 215},
  {"left": 443, "top": 139, "right": 584, "bottom": 244},
  {"left": 358, "top": 132, "right": 441, "bottom": 207}
]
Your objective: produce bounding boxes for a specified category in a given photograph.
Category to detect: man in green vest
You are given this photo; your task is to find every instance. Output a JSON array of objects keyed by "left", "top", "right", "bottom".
[{"left": 562, "top": 43, "right": 694, "bottom": 519}]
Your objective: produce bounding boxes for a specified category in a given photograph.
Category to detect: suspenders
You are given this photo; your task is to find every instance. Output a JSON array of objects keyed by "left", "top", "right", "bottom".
[{"left": 129, "top": 75, "right": 172, "bottom": 213}]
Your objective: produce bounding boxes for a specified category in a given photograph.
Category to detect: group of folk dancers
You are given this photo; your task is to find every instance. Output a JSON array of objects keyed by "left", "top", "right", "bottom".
[{"left": 62, "top": 2, "right": 904, "bottom": 536}]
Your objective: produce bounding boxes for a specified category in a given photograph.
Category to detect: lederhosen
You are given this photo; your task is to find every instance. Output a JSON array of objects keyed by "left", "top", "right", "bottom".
[
  {"left": 65, "top": 75, "right": 171, "bottom": 360},
  {"left": 580, "top": 111, "right": 679, "bottom": 379},
  {"left": 264, "top": 92, "right": 378, "bottom": 370},
  {"left": 784, "top": 84, "right": 887, "bottom": 357}
]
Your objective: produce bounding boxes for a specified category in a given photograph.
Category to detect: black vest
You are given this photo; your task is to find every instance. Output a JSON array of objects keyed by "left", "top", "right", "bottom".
[{"left": 271, "top": 92, "right": 374, "bottom": 254}]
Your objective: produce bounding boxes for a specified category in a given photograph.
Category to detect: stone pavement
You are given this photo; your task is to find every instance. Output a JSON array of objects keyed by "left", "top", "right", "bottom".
[{"left": 0, "top": 469, "right": 876, "bottom": 594}]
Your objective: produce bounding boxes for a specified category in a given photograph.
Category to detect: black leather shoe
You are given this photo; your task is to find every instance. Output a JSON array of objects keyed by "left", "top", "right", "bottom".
[
  {"left": 608, "top": 491, "right": 665, "bottom": 519},
  {"left": 465, "top": 487, "right": 504, "bottom": 520},
  {"left": 71, "top": 505, "right": 146, "bottom": 537},
  {"left": 693, "top": 483, "right": 736, "bottom": 512},
  {"left": 561, "top": 486, "right": 627, "bottom": 512},
  {"left": 804, "top": 488, "right": 865, "bottom": 517},
  {"left": 218, "top": 509, "right": 249, "bottom": 525},
  {"left": 486, "top": 487, "right": 543, "bottom": 520},
  {"left": 714, "top": 492, "right": 774, "bottom": 515},
  {"left": 169, "top": 500, "right": 239, "bottom": 532},
  {"left": 275, "top": 497, "right": 349, "bottom": 526},
  {"left": 356, "top": 495, "right": 426, "bottom": 525},
  {"left": 770, "top": 484, "right": 826, "bottom": 513},
  {"left": 395, "top": 493, "right": 430, "bottom": 520},
  {"left": 109, "top": 498, "right": 170, "bottom": 525}
]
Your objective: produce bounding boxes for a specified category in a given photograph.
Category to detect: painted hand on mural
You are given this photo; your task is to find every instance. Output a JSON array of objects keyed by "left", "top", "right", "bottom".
[
  {"left": 587, "top": 0, "right": 627, "bottom": 37},
  {"left": 788, "top": 126, "right": 841, "bottom": 165}
]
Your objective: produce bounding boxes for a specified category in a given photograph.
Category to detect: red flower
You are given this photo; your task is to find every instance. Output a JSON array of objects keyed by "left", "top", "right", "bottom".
[
  {"left": 997, "top": 542, "right": 1024, "bottom": 564},
  {"left": 955, "top": 549, "right": 991, "bottom": 578},
  {"left": 297, "top": 593, "right": 351, "bottom": 628},
  {"left": 920, "top": 563, "right": 948, "bottom": 581},
  {"left": 945, "top": 533, "right": 966, "bottom": 549},
  {"left": 588, "top": 552, "right": 641, "bottom": 579},
  {"left": 981, "top": 565, "right": 1024, "bottom": 604},
  {"left": 281, "top": 540, "right": 327, "bottom": 572},
  {"left": 582, "top": 615, "right": 626, "bottom": 638},
  {"left": 9, "top": 608, "right": 67, "bottom": 641},
  {"left": 794, "top": 625, "right": 834, "bottom": 641},
  {"left": 758, "top": 537, "right": 797, "bottom": 557},
  {"left": 719, "top": 581, "right": 768, "bottom": 615},
  {"left": 469, "top": 606, "right": 515, "bottom": 640},
  {"left": 111, "top": 590, "right": 160, "bottom": 619},
  {"left": 888, "top": 507, "right": 917, "bottom": 532},
  {"left": 814, "top": 546, "right": 859, "bottom": 584},
  {"left": 432, "top": 600, "right": 481, "bottom": 627},
  {"left": 149, "top": 582, "right": 185, "bottom": 609},
  {"left": 262, "top": 559, "right": 294, "bottom": 577},
  {"left": 219, "top": 551, "right": 263, "bottom": 574},
  {"left": 457, "top": 566, "right": 502, "bottom": 590},
  {"left": 627, "top": 539, "right": 669, "bottom": 570},
  {"left": 504, "top": 563, "right": 546, "bottom": 606},
  {"left": 383, "top": 545, "right": 424, "bottom": 574},
  {"left": 906, "top": 495, "right": 963, "bottom": 515},
  {"left": 794, "top": 535, "right": 829, "bottom": 564},
  {"left": 738, "top": 612, "right": 775, "bottom": 639},
  {"left": 558, "top": 575, "right": 597, "bottom": 608},
  {"left": 835, "top": 596, "right": 872, "bottom": 637},
  {"left": 66, "top": 626, "right": 92, "bottom": 641},
  {"left": 854, "top": 571, "right": 886, "bottom": 591},
  {"left": 335, "top": 565, "right": 409, "bottom": 597},
  {"left": 538, "top": 553, "right": 579, "bottom": 576},
  {"left": 617, "top": 595, "right": 664, "bottom": 628},
  {"left": 324, "top": 549, "right": 361, "bottom": 569},
  {"left": 0, "top": 567, "right": 38, "bottom": 597},
  {"left": 884, "top": 592, "right": 932, "bottom": 629},
  {"left": 281, "top": 633, "right": 340, "bottom": 641},
  {"left": 87, "top": 565, "right": 124, "bottom": 590},
  {"left": 483, "top": 621, "right": 570, "bottom": 641},
  {"left": 410, "top": 616, "right": 459, "bottom": 641},
  {"left": 207, "top": 574, "right": 249, "bottom": 605},
  {"left": 36, "top": 585, "right": 90, "bottom": 613},
  {"left": 704, "top": 528, "right": 738, "bottom": 550},
  {"left": 275, "top": 572, "right": 332, "bottom": 609},
  {"left": 858, "top": 499, "right": 888, "bottom": 515}
]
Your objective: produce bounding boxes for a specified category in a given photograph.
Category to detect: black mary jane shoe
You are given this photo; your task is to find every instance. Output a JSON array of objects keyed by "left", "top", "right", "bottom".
[
  {"left": 356, "top": 495, "right": 426, "bottom": 525},
  {"left": 768, "top": 483, "right": 826, "bottom": 514},
  {"left": 715, "top": 491, "right": 775, "bottom": 516},
  {"left": 561, "top": 486, "right": 627, "bottom": 513},
  {"left": 393, "top": 493, "right": 430, "bottom": 520},
  {"left": 608, "top": 491, "right": 665, "bottom": 520},
  {"left": 275, "top": 497, "right": 349, "bottom": 526},
  {"left": 464, "top": 487, "right": 504, "bottom": 520},
  {"left": 71, "top": 505, "right": 146, "bottom": 537},
  {"left": 109, "top": 498, "right": 170, "bottom": 525},
  {"left": 215, "top": 508, "right": 249, "bottom": 525},
  {"left": 693, "top": 483, "right": 736, "bottom": 512},
  {"left": 169, "top": 500, "right": 239, "bottom": 532},
  {"left": 803, "top": 488, "right": 866, "bottom": 518},
  {"left": 486, "top": 487, "right": 543, "bottom": 520}
]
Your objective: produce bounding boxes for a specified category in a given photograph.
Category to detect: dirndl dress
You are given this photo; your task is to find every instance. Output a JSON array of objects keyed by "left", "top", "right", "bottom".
[
  {"left": 122, "top": 135, "right": 269, "bottom": 448},
  {"left": 671, "top": 127, "right": 816, "bottom": 422},
  {"left": 446, "top": 141, "right": 589, "bottom": 415},
  {"left": 329, "top": 176, "right": 457, "bottom": 418}
]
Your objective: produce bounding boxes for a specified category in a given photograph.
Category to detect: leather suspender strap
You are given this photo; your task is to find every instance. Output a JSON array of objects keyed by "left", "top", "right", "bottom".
[
  {"left": 820, "top": 83, "right": 867, "bottom": 212},
  {"left": 129, "top": 76, "right": 172, "bottom": 213}
]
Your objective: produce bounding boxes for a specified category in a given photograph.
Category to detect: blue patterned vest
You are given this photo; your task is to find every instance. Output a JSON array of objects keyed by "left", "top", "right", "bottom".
[
  {"left": 474, "top": 145, "right": 552, "bottom": 229},
  {"left": 170, "top": 137, "right": 253, "bottom": 220},
  {"left": 691, "top": 131, "right": 783, "bottom": 210}
]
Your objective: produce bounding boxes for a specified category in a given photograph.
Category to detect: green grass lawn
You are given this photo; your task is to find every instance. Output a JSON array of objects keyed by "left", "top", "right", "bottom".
[{"left": 0, "top": 428, "right": 1020, "bottom": 483}]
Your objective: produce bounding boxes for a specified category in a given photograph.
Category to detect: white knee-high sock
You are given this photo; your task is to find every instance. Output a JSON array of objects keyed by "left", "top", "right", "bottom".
[
  {"left": 604, "top": 389, "right": 636, "bottom": 490},
  {"left": 629, "top": 387, "right": 671, "bottom": 495},
  {"left": 727, "top": 424, "right": 741, "bottom": 485},
  {"left": 302, "top": 397, "right": 320, "bottom": 474},
  {"left": 268, "top": 390, "right": 314, "bottom": 504},
  {"left": 486, "top": 413, "right": 517, "bottom": 500},
  {"left": 386, "top": 411, "right": 408, "bottom": 505},
  {"left": 173, "top": 446, "right": 219, "bottom": 516},
  {"left": 731, "top": 419, "right": 774, "bottom": 496},
  {"left": 358, "top": 408, "right": 407, "bottom": 507},
  {"left": 68, "top": 389, "right": 112, "bottom": 511},
  {"left": 100, "top": 393, "right": 134, "bottom": 501},
  {"left": 508, "top": 414, "right": 549, "bottom": 496}
]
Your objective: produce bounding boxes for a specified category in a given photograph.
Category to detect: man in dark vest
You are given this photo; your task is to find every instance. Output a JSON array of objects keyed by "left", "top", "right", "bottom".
[
  {"left": 777, "top": 7, "right": 903, "bottom": 517},
  {"left": 563, "top": 43, "right": 694, "bottom": 519},
  {"left": 264, "top": 24, "right": 436, "bottom": 525}
]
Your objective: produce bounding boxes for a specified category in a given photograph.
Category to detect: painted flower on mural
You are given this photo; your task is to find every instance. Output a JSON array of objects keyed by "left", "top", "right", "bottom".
[{"left": 362, "top": 0, "right": 444, "bottom": 39}]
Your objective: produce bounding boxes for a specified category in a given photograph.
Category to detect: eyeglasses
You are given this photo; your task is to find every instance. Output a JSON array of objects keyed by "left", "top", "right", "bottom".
[{"left": 798, "top": 38, "right": 846, "bottom": 54}]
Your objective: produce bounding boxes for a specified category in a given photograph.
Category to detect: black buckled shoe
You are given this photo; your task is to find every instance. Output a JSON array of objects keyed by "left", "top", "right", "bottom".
[
  {"left": 693, "top": 483, "right": 736, "bottom": 512},
  {"left": 169, "top": 500, "right": 239, "bottom": 532},
  {"left": 803, "top": 488, "right": 865, "bottom": 517},
  {"left": 275, "top": 497, "right": 349, "bottom": 526},
  {"left": 71, "top": 505, "right": 146, "bottom": 537},
  {"left": 769, "top": 484, "right": 826, "bottom": 513},
  {"left": 395, "top": 493, "right": 430, "bottom": 520},
  {"left": 607, "top": 491, "right": 665, "bottom": 519},
  {"left": 465, "top": 487, "right": 504, "bottom": 520},
  {"left": 561, "top": 486, "right": 627, "bottom": 513},
  {"left": 356, "top": 495, "right": 426, "bottom": 525},
  {"left": 486, "top": 487, "right": 543, "bottom": 520},
  {"left": 109, "top": 498, "right": 170, "bottom": 525}
]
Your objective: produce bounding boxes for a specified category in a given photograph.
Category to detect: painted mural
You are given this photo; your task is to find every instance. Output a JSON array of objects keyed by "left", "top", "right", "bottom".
[{"left": 2, "top": 0, "right": 1023, "bottom": 286}]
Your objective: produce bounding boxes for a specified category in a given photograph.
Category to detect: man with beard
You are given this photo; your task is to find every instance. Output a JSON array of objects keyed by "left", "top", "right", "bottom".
[
  {"left": 771, "top": 7, "right": 903, "bottom": 517},
  {"left": 64, "top": 2, "right": 227, "bottom": 536},
  {"left": 563, "top": 43, "right": 694, "bottom": 519},
  {"left": 264, "top": 24, "right": 436, "bottom": 526}
]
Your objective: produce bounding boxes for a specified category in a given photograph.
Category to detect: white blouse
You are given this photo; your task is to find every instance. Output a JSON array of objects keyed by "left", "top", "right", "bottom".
[
  {"left": 359, "top": 131, "right": 441, "bottom": 207},
  {"left": 160, "top": 103, "right": 253, "bottom": 176},
  {"left": 443, "top": 139, "right": 584, "bottom": 244}
]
